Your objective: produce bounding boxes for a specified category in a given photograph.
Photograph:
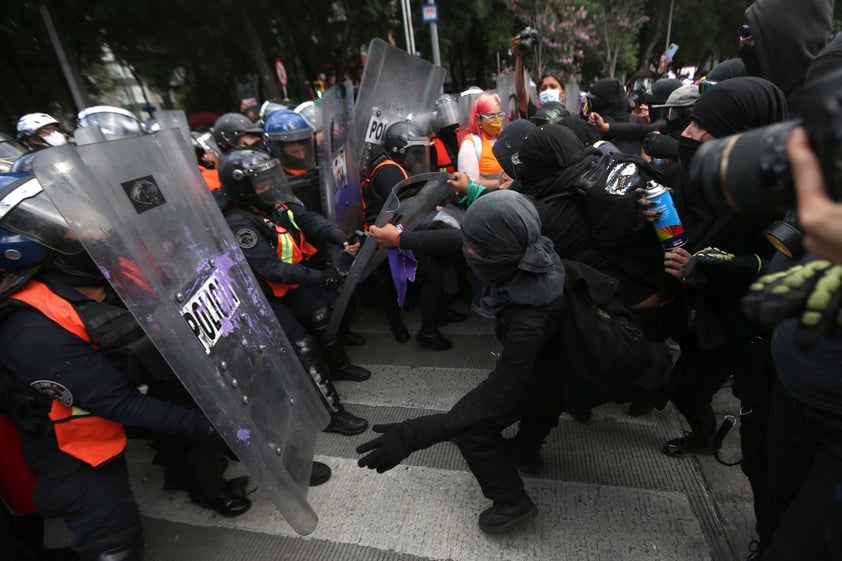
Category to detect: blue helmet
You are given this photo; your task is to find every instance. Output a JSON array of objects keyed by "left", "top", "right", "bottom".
[
  {"left": 263, "top": 110, "right": 315, "bottom": 171},
  {"left": 0, "top": 173, "right": 48, "bottom": 271}
]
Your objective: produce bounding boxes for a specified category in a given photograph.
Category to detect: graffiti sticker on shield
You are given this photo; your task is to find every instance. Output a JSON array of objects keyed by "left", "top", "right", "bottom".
[{"left": 180, "top": 270, "right": 242, "bottom": 354}]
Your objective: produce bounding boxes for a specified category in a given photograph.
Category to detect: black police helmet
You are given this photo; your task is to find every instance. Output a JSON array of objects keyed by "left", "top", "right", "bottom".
[
  {"left": 212, "top": 113, "right": 263, "bottom": 153},
  {"left": 218, "top": 149, "right": 282, "bottom": 212}
]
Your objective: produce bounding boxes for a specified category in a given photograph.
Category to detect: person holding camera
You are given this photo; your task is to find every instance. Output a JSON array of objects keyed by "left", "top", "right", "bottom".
[
  {"left": 511, "top": 29, "right": 566, "bottom": 122},
  {"left": 656, "top": 76, "right": 791, "bottom": 556}
]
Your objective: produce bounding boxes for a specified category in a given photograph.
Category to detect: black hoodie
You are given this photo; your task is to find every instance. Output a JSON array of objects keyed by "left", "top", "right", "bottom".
[{"left": 743, "top": 0, "right": 833, "bottom": 95}]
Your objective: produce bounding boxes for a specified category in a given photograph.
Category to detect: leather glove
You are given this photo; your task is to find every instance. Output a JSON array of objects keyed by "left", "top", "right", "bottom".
[
  {"left": 642, "top": 132, "right": 679, "bottom": 160},
  {"left": 320, "top": 267, "right": 346, "bottom": 290},
  {"left": 742, "top": 260, "right": 842, "bottom": 349},
  {"left": 682, "top": 247, "right": 762, "bottom": 287},
  {"left": 356, "top": 415, "right": 448, "bottom": 473}
]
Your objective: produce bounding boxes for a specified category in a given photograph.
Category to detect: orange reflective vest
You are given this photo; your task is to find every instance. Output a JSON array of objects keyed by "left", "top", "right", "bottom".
[
  {"left": 265, "top": 203, "right": 319, "bottom": 297},
  {"left": 199, "top": 165, "right": 221, "bottom": 191},
  {"left": 359, "top": 159, "right": 408, "bottom": 231},
  {"left": 9, "top": 280, "right": 128, "bottom": 467},
  {"left": 466, "top": 134, "right": 503, "bottom": 180},
  {"left": 431, "top": 135, "right": 455, "bottom": 174}
]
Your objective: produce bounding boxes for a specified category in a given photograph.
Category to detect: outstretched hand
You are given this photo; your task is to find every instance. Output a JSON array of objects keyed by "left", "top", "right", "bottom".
[{"left": 356, "top": 423, "right": 414, "bottom": 473}]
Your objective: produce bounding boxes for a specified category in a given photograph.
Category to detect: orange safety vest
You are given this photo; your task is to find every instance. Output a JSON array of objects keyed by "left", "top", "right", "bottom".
[
  {"left": 431, "top": 135, "right": 455, "bottom": 174},
  {"left": 466, "top": 134, "right": 503, "bottom": 180},
  {"left": 359, "top": 159, "right": 408, "bottom": 231},
  {"left": 199, "top": 165, "right": 221, "bottom": 191},
  {"left": 9, "top": 280, "right": 128, "bottom": 467},
  {"left": 264, "top": 203, "right": 319, "bottom": 297}
]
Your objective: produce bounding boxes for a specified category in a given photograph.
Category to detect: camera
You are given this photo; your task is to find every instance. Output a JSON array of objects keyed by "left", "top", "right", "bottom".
[
  {"left": 688, "top": 68, "right": 842, "bottom": 216},
  {"left": 517, "top": 26, "right": 540, "bottom": 53}
]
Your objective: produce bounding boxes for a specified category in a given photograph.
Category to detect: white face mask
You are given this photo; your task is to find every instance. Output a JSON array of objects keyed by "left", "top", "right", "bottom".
[
  {"left": 41, "top": 130, "right": 68, "bottom": 146},
  {"left": 539, "top": 89, "right": 561, "bottom": 105}
]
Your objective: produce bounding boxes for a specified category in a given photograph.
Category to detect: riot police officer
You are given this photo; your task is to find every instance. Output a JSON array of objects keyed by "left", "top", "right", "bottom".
[
  {"left": 216, "top": 149, "right": 370, "bottom": 435},
  {"left": 211, "top": 112, "right": 265, "bottom": 154},
  {"left": 16, "top": 113, "right": 72, "bottom": 150},
  {"left": 264, "top": 109, "right": 323, "bottom": 215},
  {"left": 0, "top": 173, "right": 265, "bottom": 560}
]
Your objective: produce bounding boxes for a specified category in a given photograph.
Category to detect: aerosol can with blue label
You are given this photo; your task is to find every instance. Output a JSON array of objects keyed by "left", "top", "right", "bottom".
[{"left": 645, "top": 180, "right": 688, "bottom": 250}]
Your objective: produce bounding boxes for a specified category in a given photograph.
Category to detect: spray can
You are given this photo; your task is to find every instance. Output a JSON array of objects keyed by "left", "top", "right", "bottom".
[{"left": 645, "top": 180, "right": 688, "bottom": 250}]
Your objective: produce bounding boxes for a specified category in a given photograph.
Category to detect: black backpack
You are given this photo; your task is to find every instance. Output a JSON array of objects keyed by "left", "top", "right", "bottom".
[{"left": 558, "top": 259, "right": 653, "bottom": 410}]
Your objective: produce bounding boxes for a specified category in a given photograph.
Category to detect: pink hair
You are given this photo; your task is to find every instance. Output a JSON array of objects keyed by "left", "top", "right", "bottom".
[{"left": 467, "top": 93, "right": 502, "bottom": 136}]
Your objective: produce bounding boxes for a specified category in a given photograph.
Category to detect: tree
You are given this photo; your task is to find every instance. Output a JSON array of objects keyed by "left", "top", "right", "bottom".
[
  {"left": 587, "top": 0, "right": 650, "bottom": 77},
  {"left": 506, "top": 0, "right": 597, "bottom": 80}
]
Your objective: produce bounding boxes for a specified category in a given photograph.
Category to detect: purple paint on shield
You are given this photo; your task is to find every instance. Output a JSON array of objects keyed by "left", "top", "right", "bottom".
[{"left": 236, "top": 428, "right": 251, "bottom": 443}]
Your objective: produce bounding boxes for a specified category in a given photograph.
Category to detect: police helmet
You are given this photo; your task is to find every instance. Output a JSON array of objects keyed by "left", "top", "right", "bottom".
[
  {"left": 9, "top": 152, "right": 37, "bottom": 175},
  {"left": 433, "top": 94, "right": 461, "bottom": 132},
  {"left": 212, "top": 113, "right": 264, "bottom": 153},
  {"left": 218, "top": 149, "right": 292, "bottom": 212},
  {"left": 77, "top": 105, "right": 144, "bottom": 139},
  {"left": 0, "top": 173, "right": 83, "bottom": 259},
  {"left": 263, "top": 110, "right": 316, "bottom": 172},
  {"left": 294, "top": 101, "right": 322, "bottom": 133},
  {"left": 383, "top": 121, "right": 430, "bottom": 174},
  {"left": 530, "top": 101, "right": 569, "bottom": 126},
  {"left": 16, "top": 113, "right": 69, "bottom": 149}
]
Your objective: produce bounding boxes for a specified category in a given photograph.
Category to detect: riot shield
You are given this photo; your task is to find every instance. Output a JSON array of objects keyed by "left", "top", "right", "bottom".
[
  {"left": 325, "top": 172, "right": 454, "bottom": 340},
  {"left": 73, "top": 126, "right": 107, "bottom": 146},
  {"left": 496, "top": 71, "right": 519, "bottom": 125},
  {"left": 31, "top": 130, "right": 329, "bottom": 536},
  {"left": 154, "top": 110, "right": 193, "bottom": 153},
  {"left": 320, "top": 81, "right": 360, "bottom": 234},
  {"left": 352, "top": 38, "right": 446, "bottom": 179}
]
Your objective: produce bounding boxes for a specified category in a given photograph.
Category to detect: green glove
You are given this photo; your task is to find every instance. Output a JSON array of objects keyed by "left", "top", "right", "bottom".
[
  {"left": 742, "top": 260, "right": 842, "bottom": 349},
  {"left": 682, "top": 247, "right": 762, "bottom": 287}
]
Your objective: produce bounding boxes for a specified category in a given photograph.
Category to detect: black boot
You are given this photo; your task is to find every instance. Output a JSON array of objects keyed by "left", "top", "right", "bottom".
[
  {"left": 323, "top": 338, "right": 371, "bottom": 381},
  {"left": 294, "top": 337, "right": 369, "bottom": 436},
  {"left": 310, "top": 461, "right": 332, "bottom": 486},
  {"left": 477, "top": 494, "right": 538, "bottom": 534},
  {"left": 417, "top": 326, "right": 452, "bottom": 350}
]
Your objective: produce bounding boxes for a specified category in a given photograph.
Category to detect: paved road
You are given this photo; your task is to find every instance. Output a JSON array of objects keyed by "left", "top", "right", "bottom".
[{"left": 47, "top": 301, "right": 758, "bottom": 560}]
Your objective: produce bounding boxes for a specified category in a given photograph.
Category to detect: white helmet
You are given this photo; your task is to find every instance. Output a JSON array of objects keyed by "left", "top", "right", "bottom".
[{"left": 16, "top": 113, "right": 60, "bottom": 141}]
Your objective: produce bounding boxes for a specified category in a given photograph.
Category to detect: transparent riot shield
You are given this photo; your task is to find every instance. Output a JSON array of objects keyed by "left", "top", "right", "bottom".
[
  {"left": 320, "top": 81, "right": 360, "bottom": 233},
  {"left": 325, "top": 172, "right": 454, "bottom": 340},
  {"left": 73, "top": 126, "right": 107, "bottom": 146},
  {"left": 352, "top": 38, "right": 446, "bottom": 179},
  {"left": 496, "top": 71, "right": 519, "bottom": 125},
  {"left": 31, "top": 130, "right": 329, "bottom": 536},
  {"left": 154, "top": 110, "right": 193, "bottom": 152}
]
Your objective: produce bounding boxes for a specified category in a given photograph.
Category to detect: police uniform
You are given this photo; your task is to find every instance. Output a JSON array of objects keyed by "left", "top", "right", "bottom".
[{"left": 0, "top": 273, "right": 213, "bottom": 557}]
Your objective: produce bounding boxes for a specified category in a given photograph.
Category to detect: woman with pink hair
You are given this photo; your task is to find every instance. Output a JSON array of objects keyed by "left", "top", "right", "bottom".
[{"left": 458, "top": 93, "right": 505, "bottom": 189}]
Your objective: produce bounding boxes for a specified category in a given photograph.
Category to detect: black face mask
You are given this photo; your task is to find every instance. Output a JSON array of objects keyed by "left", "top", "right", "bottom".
[
  {"left": 678, "top": 136, "right": 703, "bottom": 177},
  {"left": 665, "top": 115, "right": 691, "bottom": 136},
  {"left": 738, "top": 44, "right": 762, "bottom": 77}
]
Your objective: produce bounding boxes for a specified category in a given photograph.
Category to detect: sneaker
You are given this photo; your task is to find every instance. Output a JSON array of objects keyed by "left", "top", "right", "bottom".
[
  {"left": 478, "top": 494, "right": 538, "bottom": 534},
  {"left": 661, "top": 431, "right": 718, "bottom": 457}
]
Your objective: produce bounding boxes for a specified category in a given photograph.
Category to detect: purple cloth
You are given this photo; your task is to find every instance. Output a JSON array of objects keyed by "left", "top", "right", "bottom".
[{"left": 387, "top": 245, "right": 417, "bottom": 309}]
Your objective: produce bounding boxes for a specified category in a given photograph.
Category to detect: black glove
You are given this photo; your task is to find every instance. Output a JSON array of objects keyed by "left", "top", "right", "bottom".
[
  {"left": 642, "top": 132, "right": 679, "bottom": 160},
  {"left": 682, "top": 247, "right": 762, "bottom": 287},
  {"left": 356, "top": 415, "right": 448, "bottom": 473},
  {"left": 742, "top": 260, "right": 842, "bottom": 349},
  {"left": 320, "top": 267, "right": 346, "bottom": 290}
]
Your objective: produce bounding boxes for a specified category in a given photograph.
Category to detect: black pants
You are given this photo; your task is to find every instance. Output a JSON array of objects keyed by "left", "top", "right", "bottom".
[
  {"left": 765, "top": 381, "right": 842, "bottom": 560},
  {"left": 452, "top": 372, "right": 563, "bottom": 505},
  {"left": 31, "top": 454, "right": 141, "bottom": 553}
]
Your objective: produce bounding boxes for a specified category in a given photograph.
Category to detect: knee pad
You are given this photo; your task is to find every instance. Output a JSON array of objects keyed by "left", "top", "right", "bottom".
[{"left": 80, "top": 526, "right": 145, "bottom": 561}]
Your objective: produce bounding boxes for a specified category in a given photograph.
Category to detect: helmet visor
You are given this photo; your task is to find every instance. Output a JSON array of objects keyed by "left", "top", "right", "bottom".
[
  {"left": 78, "top": 112, "right": 143, "bottom": 139},
  {"left": 243, "top": 159, "right": 293, "bottom": 207},
  {"left": 0, "top": 177, "right": 82, "bottom": 255},
  {"left": 400, "top": 139, "right": 431, "bottom": 175},
  {"left": 266, "top": 129, "right": 316, "bottom": 171}
]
